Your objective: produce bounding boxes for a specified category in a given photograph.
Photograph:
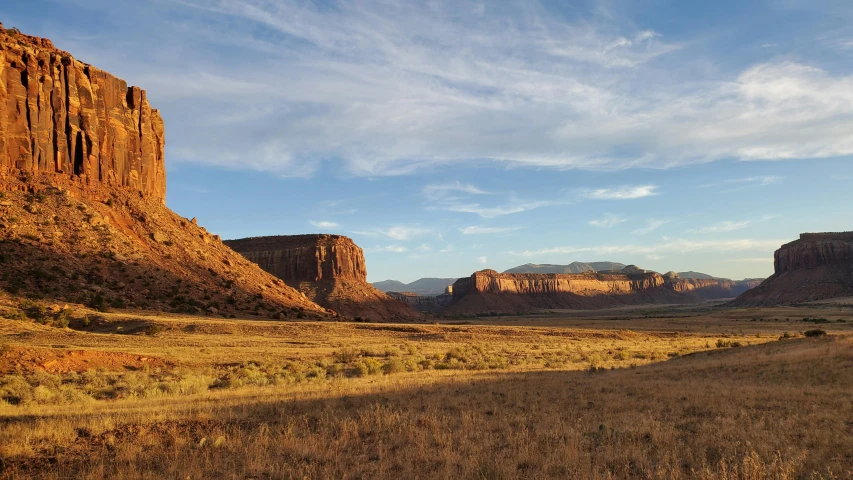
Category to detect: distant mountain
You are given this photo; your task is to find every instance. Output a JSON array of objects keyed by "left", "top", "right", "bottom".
[
  {"left": 372, "top": 280, "right": 408, "bottom": 292},
  {"left": 503, "top": 262, "right": 627, "bottom": 274},
  {"left": 677, "top": 271, "right": 726, "bottom": 280},
  {"left": 373, "top": 278, "right": 459, "bottom": 295}
]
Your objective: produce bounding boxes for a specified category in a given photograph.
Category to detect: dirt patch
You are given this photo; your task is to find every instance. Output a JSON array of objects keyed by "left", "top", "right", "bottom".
[{"left": 0, "top": 346, "right": 169, "bottom": 374}]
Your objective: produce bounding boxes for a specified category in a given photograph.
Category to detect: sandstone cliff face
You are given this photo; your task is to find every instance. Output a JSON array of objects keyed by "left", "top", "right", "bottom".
[
  {"left": 224, "top": 235, "right": 367, "bottom": 283},
  {"left": 446, "top": 269, "right": 758, "bottom": 314},
  {"left": 775, "top": 233, "right": 853, "bottom": 273},
  {"left": 0, "top": 24, "right": 165, "bottom": 201},
  {"left": 225, "top": 235, "right": 421, "bottom": 321},
  {"left": 734, "top": 233, "right": 853, "bottom": 305}
]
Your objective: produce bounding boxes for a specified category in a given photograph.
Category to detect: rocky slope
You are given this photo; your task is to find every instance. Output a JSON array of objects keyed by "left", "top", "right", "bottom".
[
  {"left": 445, "top": 268, "right": 759, "bottom": 314},
  {"left": 1, "top": 24, "right": 165, "bottom": 201},
  {"left": 733, "top": 233, "right": 853, "bottom": 305},
  {"left": 0, "top": 25, "right": 330, "bottom": 319},
  {"left": 225, "top": 235, "right": 422, "bottom": 321}
]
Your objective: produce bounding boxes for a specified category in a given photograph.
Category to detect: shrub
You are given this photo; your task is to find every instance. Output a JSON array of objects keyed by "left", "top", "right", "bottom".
[
  {"left": 804, "top": 329, "right": 827, "bottom": 338},
  {"left": 333, "top": 348, "right": 360, "bottom": 363},
  {"left": 145, "top": 325, "right": 163, "bottom": 336},
  {"left": 383, "top": 357, "right": 407, "bottom": 375}
]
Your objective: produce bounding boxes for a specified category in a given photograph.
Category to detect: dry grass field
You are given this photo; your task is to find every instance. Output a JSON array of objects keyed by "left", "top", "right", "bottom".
[{"left": 1, "top": 297, "right": 852, "bottom": 479}]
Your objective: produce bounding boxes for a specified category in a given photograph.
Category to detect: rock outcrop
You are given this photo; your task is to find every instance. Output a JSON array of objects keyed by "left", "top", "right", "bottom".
[
  {"left": 733, "top": 232, "right": 853, "bottom": 305},
  {"left": 445, "top": 268, "right": 759, "bottom": 314},
  {"left": 386, "top": 291, "right": 454, "bottom": 313},
  {"left": 0, "top": 24, "right": 166, "bottom": 202},
  {"left": 0, "top": 25, "right": 331, "bottom": 319},
  {"left": 225, "top": 235, "right": 422, "bottom": 321}
]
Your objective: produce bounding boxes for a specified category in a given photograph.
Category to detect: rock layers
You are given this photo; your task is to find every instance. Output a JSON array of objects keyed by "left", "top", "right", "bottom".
[
  {"left": 0, "top": 25, "right": 330, "bottom": 319},
  {"left": 225, "top": 235, "right": 422, "bottom": 321},
  {"left": 445, "top": 268, "right": 759, "bottom": 314},
  {"left": 733, "top": 232, "right": 853, "bottom": 305},
  {"left": 0, "top": 24, "right": 165, "bottom": 202}
]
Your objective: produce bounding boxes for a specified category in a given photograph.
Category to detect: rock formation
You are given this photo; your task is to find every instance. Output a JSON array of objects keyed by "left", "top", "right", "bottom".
[
  {"left": 445, "top": 267, "right": 760, "bottom": 314},
  {"left": 504, "top": 262, "right": 626, "bottom": 274},
  {"left": 386, "top": 290, "right": 454, "bottom": 313},
  {"left": 225, "top": 235, "right": 422, "bottom": 321},
  {"left": 0, "top": 25, "right": 330, "bottom": 319},
  {"left": 733, "top": 232, "right": 853, "bottom": 305},
  {"left": 0, "top": 24, "right": 166, "bottom": 202}
]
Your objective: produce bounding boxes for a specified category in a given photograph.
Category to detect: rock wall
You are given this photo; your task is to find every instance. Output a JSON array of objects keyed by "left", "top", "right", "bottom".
[
  {"left": 446, "top": 269, "right": 759, "bottom": 314},
  {"left": 734, "top": 232, "right": 853, "bottom": 305},
  {"left": 225, "top": 235, "right": 421, "bottom": 321},
  {"left": 0, "top": 24, "right": 166, "bottom": 201},
  {"left": 224, "top": 235, "right": 367, "bottom": 283},
  {"left": 775, "top": 233, "right": 853, "bottom": 273},
  {"left": 386, "top": 291, "right": 454, "bottom": 313}
]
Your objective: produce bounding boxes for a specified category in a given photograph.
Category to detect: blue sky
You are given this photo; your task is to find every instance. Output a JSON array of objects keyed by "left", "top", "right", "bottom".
[{"left": 4, "top": 0, "right": 853, "bottom": 282}]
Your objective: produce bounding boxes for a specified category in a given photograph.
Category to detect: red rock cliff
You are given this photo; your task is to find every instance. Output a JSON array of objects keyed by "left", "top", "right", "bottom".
[
  {"left": 447, "top": 269, "right": 759, "bottom": 314},
  {"left": 734, "top": 232, "right": 853, "bottom": 305},
  {"left": 775, "top": 233, "right": 853, "bottom": 273},
  {"left": 0, "top": 24, "right": 166, "bottom": 201},
  {"left": 225, "top": 235, "right": 421, "bottom": 321},
  {"left": 224, "top": 234, "right": 367, "bottom": 283}
]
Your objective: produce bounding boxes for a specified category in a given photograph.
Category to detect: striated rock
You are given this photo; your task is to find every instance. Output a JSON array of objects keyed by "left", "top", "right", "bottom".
[
  {"left": 224, "top": 235, "right": 367, "bottom": 283},
  {"left": 225, "top": 235, "right": 422, "bottom": 321},
  {"left": 445, "top": 269, "right": 760, "bottom": 314},
  {"left": 0, "top": 24, "right": 166, "bottom": 202},
  {"left": 734, "top": 232, "right": 853, "bottom": 305}
]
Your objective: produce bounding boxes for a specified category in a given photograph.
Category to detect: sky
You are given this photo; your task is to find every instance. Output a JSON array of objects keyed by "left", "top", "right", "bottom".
[{"left": 4, "top": 0, "right": 853, "bottom": 283}]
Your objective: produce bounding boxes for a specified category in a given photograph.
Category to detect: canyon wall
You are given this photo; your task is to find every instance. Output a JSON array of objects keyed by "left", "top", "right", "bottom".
[
  {"left": 734, "top": 232, "right": 853, "bottom": 305},
  {"left": 224, "top": 235, "right": 367, "bottom": 283},
  {"left": 225, "top": 235, "right": 421, "bottom": 321},
  {"left": 0, "top": 24, "right": 165, "bottom": 201},
  {"left": 446, "top": 269, "right": 759, "bottom": 314}
]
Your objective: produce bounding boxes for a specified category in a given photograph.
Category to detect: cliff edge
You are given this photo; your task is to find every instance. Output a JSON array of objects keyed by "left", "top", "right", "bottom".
[
  {"left": 0, "top": 23, "right": 165, "bottom": 201},
  {"left": 225, "top": 235, "right": 422, "bottom": 321},
  {"left": 733, "top": 232, "right": 853, "bottom": 305}
]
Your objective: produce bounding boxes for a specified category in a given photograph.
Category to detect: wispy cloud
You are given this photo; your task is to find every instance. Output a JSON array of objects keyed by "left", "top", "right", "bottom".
[
  {"left": 726, "top": 176, "right": 783, "bottom": 187},
  {"left": 689, "top": 215, "right": 777, "bottom": 234},
  {"left": 690, "top": 220, "right": 751, "bottom": 234},
  {"left": 365, "top": 245, "right": 408, "bottom": 253},
  {"left": 460, "top": 226, "right": 523, "bottom": 235},
  {"left": 582, "top": 185, "right": 659, "bottom": 200},
  {"left": 589, "top": 213, "right": 627, "bottom": 228},
  {"left": 423, "top": 182, "right": 490, "bottom": 201},
  {"left": 507, "top": 238, "right": 785, "bottom": 258},
  {"left": 310, "top": 220, "right": 340, "bottom": 229},
  {"left": 724, "top": 257, "right": 773, "bottom": 263},
  {"left": 352, "top": 226, "right": 431, "bottom": 241},
  {"left": 444, "top": 199, "right": 560, "bottom": 218},
  {"left": 631, "top": 219, "right": 670, "bottom": 235},
  {"left": 76, "top": 1, "right": 853, "bottom": 178},
  {"left": 477, "top": 256, "right": 488, "bottom": 265}
]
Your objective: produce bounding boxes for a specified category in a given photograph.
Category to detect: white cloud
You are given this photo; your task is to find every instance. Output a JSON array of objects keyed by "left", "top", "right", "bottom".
[
  {"left": 646, "top": 254, "right": 664, "bottom": 261},
  {"left": 583, "top": 186, "right": 659, "bottom": 200},
  {"left": 460, "top": 226, "right": 523, "bottom": 235},
  {"left": 726, "top": 176, "right": 783, "bottom": 187},
  {"left": 589, "top": 213, "right": 627, "bottom": 228},
  {"left": 352, "top": 226, "right": 431, "bottom": 241},
  {"left": 416, "top": 244, "right": 432, "bottom": 252},
  {"left": 365, "top": 245, "right": 408, "bottom": 253},
  {"left": 690, "top": 220, "right": 751, "bottom": 234},
  {"left": 76, "top": 2, "right": 853, "bottom": 177},
  {"left": 423, "top": 182, "right": 490, "bottom": 201},
  {"left": 310, "top": 220, "right": 340, "bottom": 229},
  {"left": 507, "top": 238, "right": 785, "bottom": 258},
  {"left": 477, "top": 256, "right": 488, "bottom": 265},
  {"left": 631, "top": 219, "right": 670, "bottom": 235},
  {"left": 445, "top": 199, "right": 559, "bottom": 218}
]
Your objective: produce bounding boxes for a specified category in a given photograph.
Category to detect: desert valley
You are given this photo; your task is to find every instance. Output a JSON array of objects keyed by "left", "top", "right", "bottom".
[{"left": 2, "top": 11, "right": 853, "bottom": 480}]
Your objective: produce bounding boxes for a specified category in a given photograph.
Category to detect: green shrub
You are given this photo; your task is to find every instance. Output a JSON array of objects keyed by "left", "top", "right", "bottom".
[
  {"left": 804, "top": 329, "right": 827, "bottom": 338},
  {"left": 383, "top": 357, "right": 407, "bottom": 374},
  {"left": 145, "top": 325, "right": 163, "bottom": 336}
]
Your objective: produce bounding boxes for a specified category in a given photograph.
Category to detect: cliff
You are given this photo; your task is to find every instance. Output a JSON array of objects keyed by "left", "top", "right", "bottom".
[
  {"left": 0, "top": 24, "right": 165, "bottom": 201},
  {"left": 0, "top": 25, "right": 331, "bottom": 319},
  {"left": 225, "top": 235, "right": 422, "bottom": 321},
  {"left": 734, "top": 232, "right": 853, "bottom": 305},
  {"left": 445, "top": 269, "right": 759, "bottom": 314}
]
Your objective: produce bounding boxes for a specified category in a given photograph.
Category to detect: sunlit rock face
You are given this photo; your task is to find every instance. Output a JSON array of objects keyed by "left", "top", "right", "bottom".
[{"left": 0, "top": 24, "right": 166, "bottom": 202}]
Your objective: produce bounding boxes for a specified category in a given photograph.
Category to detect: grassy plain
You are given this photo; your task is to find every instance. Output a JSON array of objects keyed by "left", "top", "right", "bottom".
[{"left": 1, "top": 301, "right": 852, "bottom": 478}]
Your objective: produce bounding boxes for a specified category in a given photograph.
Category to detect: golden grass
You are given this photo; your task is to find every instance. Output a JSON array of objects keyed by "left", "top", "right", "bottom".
[{"left": 1, "top": 304, "right": 852, "bottom": 478}]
